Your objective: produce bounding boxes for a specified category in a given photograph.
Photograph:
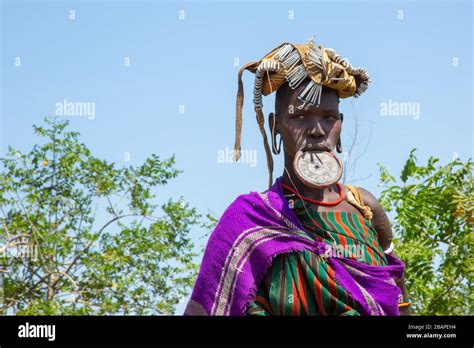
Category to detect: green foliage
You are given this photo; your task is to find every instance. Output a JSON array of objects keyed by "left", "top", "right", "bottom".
[
  {"left": 0, "top": 117, "right": 205, "bottom": 315},
  {"left": 378, "top": 150, "right": 473, "bottom": 315}
]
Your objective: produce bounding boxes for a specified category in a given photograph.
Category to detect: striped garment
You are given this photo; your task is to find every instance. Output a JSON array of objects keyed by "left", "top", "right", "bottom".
[{"left": 247, "top": 196, "right": 387, "bottom": 316}]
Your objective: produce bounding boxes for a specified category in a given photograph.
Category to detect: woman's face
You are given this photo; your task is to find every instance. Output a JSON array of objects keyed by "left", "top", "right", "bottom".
[{"left": 270, "top": 81, "right": 342, "bottom": 160}]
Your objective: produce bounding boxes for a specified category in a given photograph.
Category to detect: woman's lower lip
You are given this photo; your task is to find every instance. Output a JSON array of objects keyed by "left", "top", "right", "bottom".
[{"left": 303, "top": 146, "right": 330, "bottom": 152}]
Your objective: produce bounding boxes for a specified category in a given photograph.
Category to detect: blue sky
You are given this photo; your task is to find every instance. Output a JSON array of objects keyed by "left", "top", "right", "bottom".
[{"left": 1, "top": 0, "right": 472, "bottom": 313}]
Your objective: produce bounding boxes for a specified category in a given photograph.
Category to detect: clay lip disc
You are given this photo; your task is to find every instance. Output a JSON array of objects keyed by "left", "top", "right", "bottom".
[{"left": 293, "top": 150, "right": 342, "bottom": 189}]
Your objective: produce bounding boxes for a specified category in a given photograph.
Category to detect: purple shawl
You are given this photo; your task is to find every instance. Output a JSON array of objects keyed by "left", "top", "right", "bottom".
[{"left": 185, "top": 178, "right": 404, "bottom": 316}]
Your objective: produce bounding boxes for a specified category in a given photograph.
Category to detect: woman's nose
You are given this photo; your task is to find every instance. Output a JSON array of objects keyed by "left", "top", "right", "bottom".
[{"left": 307, "top": 121, "right": 325, "bottom": 138}]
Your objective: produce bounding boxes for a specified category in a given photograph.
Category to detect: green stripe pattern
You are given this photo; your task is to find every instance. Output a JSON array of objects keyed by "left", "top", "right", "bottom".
[{"left": 247, "top": 198, "right": 387, "bottom": 316}]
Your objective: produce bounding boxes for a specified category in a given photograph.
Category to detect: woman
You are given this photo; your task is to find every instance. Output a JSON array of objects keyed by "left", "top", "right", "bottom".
[{"left": 185, "top": 38, "right": 410, "bottom": 316}]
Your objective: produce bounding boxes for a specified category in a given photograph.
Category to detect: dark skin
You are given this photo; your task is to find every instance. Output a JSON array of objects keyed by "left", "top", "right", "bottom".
[{"left": 269, "top": 80, "right": 411, "bottom": 315}]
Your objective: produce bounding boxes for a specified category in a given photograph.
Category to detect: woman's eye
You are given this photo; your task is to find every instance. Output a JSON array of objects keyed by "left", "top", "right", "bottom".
[{"left": 291, "top": 114, "right": 305, "bottom": 120}]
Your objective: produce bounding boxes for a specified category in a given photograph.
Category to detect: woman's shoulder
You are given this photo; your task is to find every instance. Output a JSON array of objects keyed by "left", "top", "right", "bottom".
[
  {"left": 346, "top": 185, "right": 393, "bottom": 247},
  {"left": 345, "top": 185, "right": 382, "bottom": 212}
]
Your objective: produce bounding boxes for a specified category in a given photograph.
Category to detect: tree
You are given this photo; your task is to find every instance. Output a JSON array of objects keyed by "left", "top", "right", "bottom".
[
  {"left": 0, "top": 117, "right": 203, "bottom": 315},
  {"left": 341, "top": 109, "right": 374, "bottom": 184},
  {"left": 378, "top": 149, "right": 473, "bottom": 315}
]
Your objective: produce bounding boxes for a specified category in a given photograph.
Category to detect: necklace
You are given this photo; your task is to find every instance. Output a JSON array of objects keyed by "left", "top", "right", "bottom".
[{"left": 282, "top": 182, "right": 343, "bottom": 206}]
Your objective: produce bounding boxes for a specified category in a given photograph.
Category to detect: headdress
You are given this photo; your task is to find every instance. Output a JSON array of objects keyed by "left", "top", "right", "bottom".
[{"left": 234, "top": 37, "right": 371, "bottom": 187}]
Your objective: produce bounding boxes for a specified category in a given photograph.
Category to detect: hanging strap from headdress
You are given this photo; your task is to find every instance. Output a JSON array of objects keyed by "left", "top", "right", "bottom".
[
  {"left": 255, "top": 107, "right": 274, "bottom": 188},
  {"left": 234, "top": 61, "right": 259, "bottom": 162}
]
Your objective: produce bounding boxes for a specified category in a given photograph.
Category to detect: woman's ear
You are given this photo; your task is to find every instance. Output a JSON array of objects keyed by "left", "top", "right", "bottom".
[
  {"left": 336, "top": 138, "right": 343, "bottom": 153},
  {"left": 268, "top": 112, "right": 278, "bottom": 133},
  {"left": 336, "top": 113, "right": 343, "bottom": 153},
  {"left": 269, "top": 112, "right": 282, "bottom": 155}
]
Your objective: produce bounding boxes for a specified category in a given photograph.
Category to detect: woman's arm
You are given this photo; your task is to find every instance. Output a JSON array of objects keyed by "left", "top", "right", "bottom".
[{"left": 358, "top": 188, "right": 411, "bottom": 315}]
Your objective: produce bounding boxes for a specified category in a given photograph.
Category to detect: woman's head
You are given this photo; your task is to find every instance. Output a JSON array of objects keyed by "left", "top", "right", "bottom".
[
  {"left": 269, "top": 78, "right": 343, "bottom": 164},
  {"left": 233, "top": 39, "right": 368, "bottom": 187}
]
